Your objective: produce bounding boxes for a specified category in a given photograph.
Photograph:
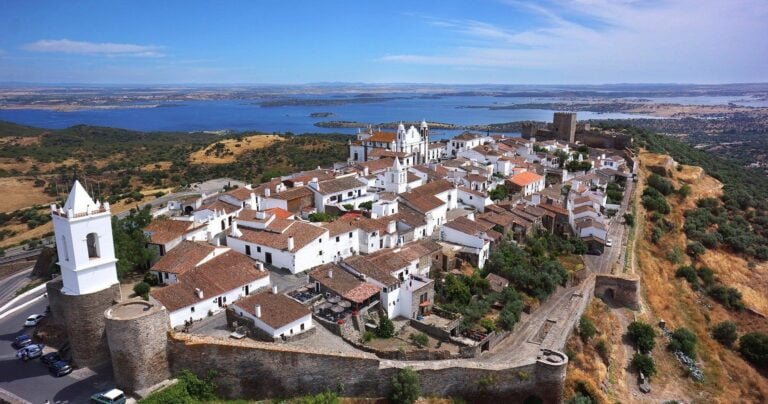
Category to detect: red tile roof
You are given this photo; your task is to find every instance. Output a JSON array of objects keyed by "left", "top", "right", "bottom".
[
  {"left": 509, "top": 171, "right": 543, "bottom": 187},
  {"left": 233, "top": 290, "right": 310, "bottom": 329},
  {"left": 151, "top": 241, "right": 216, "bottom": 275}
]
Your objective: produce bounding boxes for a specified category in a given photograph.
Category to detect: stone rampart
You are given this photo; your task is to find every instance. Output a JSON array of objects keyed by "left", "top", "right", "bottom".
[
  {"left": 594, "top": 274, "right": 640, "bottom": 310},
  {"left": 167, "top": 333, "right": 568, "bottom": 403}
]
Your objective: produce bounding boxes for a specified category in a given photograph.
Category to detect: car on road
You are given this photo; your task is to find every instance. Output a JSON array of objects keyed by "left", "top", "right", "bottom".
[
  {"left": 16, "top": 344, "right": 44, "bottom": 360},
  {"left": 49, "top": 360, "right": 73, "bottom": 377},
  {"left": 40, "top": 351, "right": 61, "bottom": 365},
  {"left": 24, "top": 314, "right": 45, "bottom": 327},
  {"left": 91, "top": 388, "right": 127, "bottom": 404},
  {"left": 12, "top": 334, "right": 32, "bottom": 349},
  {"left": 606, "top": 238, "right": 613, "bottom": 247}
]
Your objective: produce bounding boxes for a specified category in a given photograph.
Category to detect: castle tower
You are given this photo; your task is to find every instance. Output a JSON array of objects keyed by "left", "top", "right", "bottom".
[{"left": 46, "top": 180, "right": 122, "bottom": 368}]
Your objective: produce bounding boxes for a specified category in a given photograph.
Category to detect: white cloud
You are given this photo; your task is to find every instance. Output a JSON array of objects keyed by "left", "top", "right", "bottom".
[
  {"left": 384, "top": 0, "right": 768, "bottom": 83},
  {"left": 23, "top": 39, "right": 164, "bottom": 57}
]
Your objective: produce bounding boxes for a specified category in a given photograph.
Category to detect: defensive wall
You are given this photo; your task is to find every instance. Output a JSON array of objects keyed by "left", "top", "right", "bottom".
[
  {"left": 167, "top": 332, "right": 568, "bottom": 403},
  {"left": 594, "top": 274, "right": 640, "bottom": 310}
]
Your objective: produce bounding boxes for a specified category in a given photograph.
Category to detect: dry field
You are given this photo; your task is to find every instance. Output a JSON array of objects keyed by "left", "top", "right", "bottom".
[
  {"left": 0, "top": 156, "right": 113, "bottom": 174},
  {"left": 189, "top": 134, "right": 284, "bottom": 164},
  {"left": 0, "top": 177, "right": 57, "bottom": 212}
]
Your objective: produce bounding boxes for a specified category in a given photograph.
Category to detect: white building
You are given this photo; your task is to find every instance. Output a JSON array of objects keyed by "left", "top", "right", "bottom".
[
  {"left": 308, "top": 175, "right": 373, "bottom": 213},
  {"left": 349, "top": 121, "right": 430, "bottom": 165},
  {"left": 399, "top": 179, "right": 458, "bottom": 236},
  {"left": 50, "top": 181, "right": 119, "bottom": 296},
  {"left": 440, "top": 216, "right": 493, "bottom": 269},
  {"left": 507, "top": 171, "right": 545, "bottom": 197},
  {"left": 231, "top": 289, "right": 314, "bottom": 340}
]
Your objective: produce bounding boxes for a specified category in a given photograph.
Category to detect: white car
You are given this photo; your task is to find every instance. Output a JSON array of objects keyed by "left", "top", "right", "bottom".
[
  {"left": 24, "top": 314, "right": 45, "bottom": 327},
  {"left": 606, "top": 239, "right": 613, "bottom": 247}
]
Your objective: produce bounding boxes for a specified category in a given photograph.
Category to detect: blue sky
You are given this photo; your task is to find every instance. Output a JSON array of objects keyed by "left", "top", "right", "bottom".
[{"left": 1, "top": 0, "right": 766, "bottom": 84}]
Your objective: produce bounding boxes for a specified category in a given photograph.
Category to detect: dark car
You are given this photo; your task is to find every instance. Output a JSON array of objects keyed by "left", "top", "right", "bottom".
[
  {"left": 12, "top": 334, "right": 32, "bottom": 349},
  {"left": 49, "top": 360, "right": 73, "bottom": 377},
  {"left": 40, "top": 351, "right": 61, "bottom": 365}
]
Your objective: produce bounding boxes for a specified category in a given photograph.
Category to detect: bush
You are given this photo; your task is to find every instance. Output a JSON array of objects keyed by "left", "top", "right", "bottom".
[
  {"left": 133, "top": 281, "right": 151, "bottom": 300},
  {"left": 358, "top": 201, "right": 373, "bottom": 210},
  {"left": 627, "top": 321, "right": 656, "bottom": 354},
  {"left": 409, "top": 333, "right": 429, "bottom": 348},
  {"left": 668, "top": 327, "right": 697, "bottom": 359},
  {"left": 362, "top": 331, "right": 374, "bottom": 343},
  {"left": 708, "top": 284, "right": 744, "bottom": 310},
  {"left": 697, "top": 266, "right": 714, "bottom": 286},
  {"left": 479, "top": 318, "right": 497, "bottom": 333},
  {"left": 666, "top": 246, "right": 683, "bottom": 264},
  {"left": 567, "top": 393, "right": 594, "bottom": 404},
  {"left": 342, "top": 203, "right": 354, "bottom": 211},
  {"left": 675, "top": 265, "right": 698, "bottom": 288},
  {"left": 687, "top": 242, "right": 706, "bottom": 259},
  {"left": 678, "top": 184, "right": 692, "bottom": 199},
  {"left": 579, "top": 316, "right": 597, "bottom": 342},
  {"left": 142, "top": 369, "right": 217, "bottom": 403},
  {"left": 300, "top": 391, "right": 340, "bottom": 404},
  {"left": 389, "top": 367, "right": 421, "bottom": 404},
  {"left": 623, "top": 213, "right": 635, "bottom": 227},
  {"left": 377, "top": 315, "right": 395, "bottom": 338},
  {"left": 712, "top": 321, "right": 738, "bottom": 347},
  {"left": 308, "top": 212, "right": 336, "bottom": 222},
  {"left": 595, "top": 339, "right": 610, "bottom": 364},
  {"left": 739, "top": 332, "right": 768, "bottom": 368},
  {"left": 143, "top": 272, "right": 159, "bottom": 286},
  {"left": 648, "top": 174, "right": 674, "bottom": 195},
  {"left": 631, "top": 353, "right": 657, "bottom": 377}
]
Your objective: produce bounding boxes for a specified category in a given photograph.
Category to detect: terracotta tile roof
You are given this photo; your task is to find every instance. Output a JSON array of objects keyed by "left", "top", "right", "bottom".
[
  {"left": 264, "top": 207, "right": 294, "bottom": 219},
  {"left": 238, "top": 209, "right": 273, "bottom": 223},
  {"left": 464, "top": 174, "right": 488, "bottom": 183},
  {"left": 458, "top": 186, "right": 487, "bottom": 198},
  {"left": 144, "top": 218, "right": 200, "bottom": 245},
  {"left": 539, "top": 203, "right": 569, "bottom": 216},
  {"left": 236, "top": 220, "right": 327, "bottom": 252},
  {"left": 572, "top": 205, "right": 597, "bottom": 215},
  {"left": 312, "top": 176, "right": 365, "bottom": 195},
  {"left": 453, "top": 132, "right": 481, "bottom": 141},
  {"left": 397, "top": 239, "right": 442, "bottom": 261},
  {"left": 343, "top": 252, "right": 407, "bottom": 286},
  {"left": 253, "top": 179, "right": 284, "bottom": 196},
  {"left": 269, "top": 186, "right": 313, "bottom": 201},
  {"left": 197, "top": 200, "right": 241, "bottom": 214},
  {"left": 509, "top": 171, "right": 543, "bottom": 187},
  {"left": 400, "top": 193, "right": 443, "bottom": 214},
  {"left": 391, "top": 206, "right": 427, "bottom": 228},
  {"left": 368, "top": 149, "right": 409, "bottom": 158},
  {"left": 224, "top": 187, "right": 255, "bottom": 201},
  {"left": 151, "top": 241, "right": 216, "bottom": 275},
  {"left": 428, "top": 143, "right": 445, "bottom": 150},
  {"left": 151, "top": 250, "right": 268, "bottom": 312},
  {"left": 477, "top": 211, "right": 515, "bottom": 228},
  {"left": 444, "top": 216, "right": 492, "bottom": 235},
  {"left": 321, "top": 218, "right": 360, "bottom": 237},
  {"left": 233, "top": 290, "right": 310, "bottom": 329},
  {"left": 288, "top": 169, "right": 335, "bottom": 185},
  {"left": 357, "top": 157, "right": 395, "bottom": 173},
  {"left": 309, "top": 263, "right": 380, "bottom": 304},
  {"left": 367, "top": 131, "right": 397, "bottom": 142},
  {"left": 575, "top": 217, "right": 607, "bottom": 231}
]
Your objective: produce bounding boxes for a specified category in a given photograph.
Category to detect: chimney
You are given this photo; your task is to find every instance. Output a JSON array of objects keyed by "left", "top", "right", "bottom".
[
  {"left": 230, "top": 220, "right": 242, "bottom": 238},
  {"left": 286, "top": 235, "right": 294, "bottom": 251},
  {"left": 195, "top": 288, "right": 204, "bottom": 299},
  {"left": 467, "top": 212, "right": 475, "bottom": 221},
  {"left": 254, "top": 304, "right": 261, "bottom": 318},
  {"left": 309, "top": 177, "right": 319, "bottom": 190},
  {"left": 264, "top": 188, "right": 271, "bottom": 197},
  {"left": 256, "top": 211, "right": 266, "bottom": 220},
  {"left": 328, "top": 268, "right": 333, "bottom": 279},
  {"left": 255, "top": 262, "right": 265, "bottom": 271},
  {"left": 387, "top": 220, "right": 396, "bottom": 234},
  {"left": 272, "top": 285, "right": 278, "bottom": 294}
]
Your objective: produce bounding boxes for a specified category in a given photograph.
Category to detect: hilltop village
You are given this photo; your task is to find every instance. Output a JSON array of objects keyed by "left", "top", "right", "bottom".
[{"left": 39, "top": 112, "right": 638, "bottom": 402}]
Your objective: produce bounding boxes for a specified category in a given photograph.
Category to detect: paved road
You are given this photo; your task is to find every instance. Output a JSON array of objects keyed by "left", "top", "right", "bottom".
[
  {"left": 0, "top": 298, "right": 116, "bottom": 404},
  {"left": 0, "top": 268, "right": 33, "bottom": 309}
]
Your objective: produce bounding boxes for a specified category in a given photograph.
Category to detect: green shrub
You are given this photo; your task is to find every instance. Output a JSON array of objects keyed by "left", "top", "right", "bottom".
[
  {"left": 308, "top": 212, "right": 336, "bottom": 222},
  {"left": 133, "top": 281, "right": 151, "bottom": 300},
  {"left": 389, "top": 367, "right": 420, "bottom": 404},
  {"left": 623, "top": 213, "right": 635, "bottom": 227},
  {"left": 358, "top": 201, "right": 373, "bottom": 210},
  {"left": 711, "top": 321, "right": 738, "bottom": 347},
  {"left": 409, "top": 333, "right": 429, "bottom": 348},
  {"left": 675, "top": 265, "right": 698, "bottom": 287},
  {"left": 666, "top": 246, "right": 683, "bottom": 264},
  {"left": 708, "top": 284, "right": 744, "bottom": 310},
  {"left": 595, "top": 339, "right": 610, "bottom": 364},
  {"left": 362, "top": 331, "right": 374, "bottom": 343},
  {"left": 697, "top": 266, "right": 714, "bottom": 286},
  {"left": 579, "top": 316, "right": 597, "bottom": 342},
  {"left": 739, "top": 332, "right": 768, "bottom": 368},
  {"left": 687, "top": 242, "right": 706, "bottom": 259},
  {"left": 631, "top": 353, "right": 657, "bottom": 377},
  {"left": 668, "top": 327, "right": 697, "bottom": 359},
  {"left": 141, "top": 369, "right": 217, "bottom": 403},
  {"left": 479, "top": 318, "right": 497, "bottom": 333},
  {"left": 342, "top": 203, "right": 354, "bottom": 211},
  {"left": 377, "top": 315, "right": 395, "bottom": 338},
  {"left": 300, "top": 390, "right": 340, "bottom": 404},
  {"left": 678, "top": 184, "right": 692, "bottom": 199},
  {"left": 567, "top": 392, "right": 594, "bottom": 404},
  {"left": 627, "top": 321, "right": 656, "bottom": 354}
]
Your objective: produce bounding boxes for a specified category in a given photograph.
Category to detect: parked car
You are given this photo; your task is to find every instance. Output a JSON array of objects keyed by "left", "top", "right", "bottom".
[
  {"left": 16, "top": 344, "right": 44, "bottom": 360},
  {"left": 90, "top": 389, "right": 127, "bottom": 404},
  {"left": 12, "top": 334, "right": 32, "bottom": 349},
  {"left": 49, "top": 360, "right": 73, "bottom": 377},
  {"left": 40, "top": 351, "right": 61, "bottom": 365},
  {"left": 606, "top": 238, "right": 613, "bottom": 247},
  {"left": 24, "top": 314, "right": 45, "bottom": 327}
]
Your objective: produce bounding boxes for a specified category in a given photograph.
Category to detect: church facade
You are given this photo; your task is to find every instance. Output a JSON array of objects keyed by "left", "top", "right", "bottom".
[{"left": 349, "top": 121, "right": 429, "bottom": 166}]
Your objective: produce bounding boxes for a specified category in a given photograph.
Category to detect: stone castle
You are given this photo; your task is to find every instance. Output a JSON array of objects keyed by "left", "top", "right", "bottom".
[{"left": 522, "top": 112, "right": 633, "bottom": 150}]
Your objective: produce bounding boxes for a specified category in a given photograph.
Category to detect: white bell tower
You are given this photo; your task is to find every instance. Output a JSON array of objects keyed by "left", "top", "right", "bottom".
[
  {"left": 384, "top": 157, "right": 408, "bottom": 194},
  {"left": 51, "top": 180, "right": 119, "bottom": 295}
]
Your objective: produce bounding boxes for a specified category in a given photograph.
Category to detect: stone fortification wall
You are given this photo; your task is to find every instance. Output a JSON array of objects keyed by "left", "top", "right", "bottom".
[
  {"left": 595, "top": 274, "right": 640, "bottom": 310},
  {"left": 167, "top": 333, "right": 568, "bottom": 403},
  {"left": 105, "top": 299, "right": 171, "bottom": 393},
  {"left": 46, "top": 278, "right": 121, "bottom": 367}
]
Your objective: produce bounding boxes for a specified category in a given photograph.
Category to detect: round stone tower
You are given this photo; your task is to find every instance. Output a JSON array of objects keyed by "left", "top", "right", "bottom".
[{"left": 105, "top": 299, "right": 171, "bottom": 394}]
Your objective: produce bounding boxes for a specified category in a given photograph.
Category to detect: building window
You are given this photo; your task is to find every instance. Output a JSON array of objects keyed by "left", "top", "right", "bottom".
[
  {"left": 190, "top": 306, "right": 195, "bottom": 313},
  {"left": 301, "top": 323, "right": 305, "bottom": 331},
  {"left": 348, "top": 191, "right": 353, "bottom": 197},
  {"left": 245, "top": 245, "right": 251, "bottom": 256},
  {"left": 257, "top": 246, "right": 261, "bottom": 253},
  {"left": 335, "top": 236, "right": 340, "bottom": 242},
  {"left": 349, "top": 232, "right": 353, "bottom": 238},
  {"left": 164, "top": 272, "right": 169, "bottom": 280},
  {"left": 86, "top": 232, "right": 100, "bottom": 258},
  {"left": 61, "top": 236, "right": 69, "bottom": 261},
  {"left": 319, "top": 250, "right": 323, "bottom": 256}
]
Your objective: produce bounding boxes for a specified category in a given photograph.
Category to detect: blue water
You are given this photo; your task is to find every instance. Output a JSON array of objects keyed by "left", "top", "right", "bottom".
[{"left": 0, "top": 95, "right": 661, "bottom": 140}]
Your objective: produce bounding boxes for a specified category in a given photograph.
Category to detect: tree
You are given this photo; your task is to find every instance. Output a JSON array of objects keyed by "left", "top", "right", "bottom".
[
  {"left": 668, "top": 327, "right": 697, "bottom": 359},
  {"left": 627, "top": 321, "right": 656, "bottom": 354},
  {"left": 442, "top": 274, "right": 471, "bottom": 305},
  {"left": 712, "top": 321, "right": 738, "bottom": 347},
  {"left": 631, "top": 353, "right": 657, "bottom": 377},
  {"left": 707, "top": 284, "right": 744, "bottom": 310},
  {"left": 377, "top": 315, "right": 395, "bottom": 339},
  {"left": 675, "top": 266, "right": 698, "bottom": 288},
  {"left": 489, "top": 186, "right": 508, "bottom": 201},
  {"left": 112, "top": 206, "right": 155, "bottom": 279},
  {"left": 686, "top": 242, "right": 706, "bottom": 259},
  {"left": 579, "top": 316, "right": 597, "bottom": 342},
  {"left": 389, "top": 367, "right": 421, "bottom": 404},
  {"left": 623, "top": 213, "right": 635, "bottom": 227},
  {"left": 678, "top": 184, "right": 692, "bottom": 199},
  {"left": 133, "top": 282, "right": 151, "bottom": 300},
  {"left": 739, "top": 332, "right": 768, "bottom": 368}
]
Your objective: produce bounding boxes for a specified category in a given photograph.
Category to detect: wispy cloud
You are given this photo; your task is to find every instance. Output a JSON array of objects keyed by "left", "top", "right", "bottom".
[
  {"left": 23, "top": 39, "right": 164, "bottom": 57},
  {"left": 384, "top": 0, "right": 768, "bottom": 82}
]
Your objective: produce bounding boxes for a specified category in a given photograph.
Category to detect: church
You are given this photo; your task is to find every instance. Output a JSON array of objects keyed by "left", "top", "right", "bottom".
[{"left": 348, "top": 120, "right": 429, "bottom": 166}]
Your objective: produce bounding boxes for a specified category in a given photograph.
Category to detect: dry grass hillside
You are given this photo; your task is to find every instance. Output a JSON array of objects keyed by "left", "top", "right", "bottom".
[
  {"left": 633, "top": 152, "right": 768, "bottom": 403},
  {"left": 189, "top": 134, "right": 284, "bottom": 164}
]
